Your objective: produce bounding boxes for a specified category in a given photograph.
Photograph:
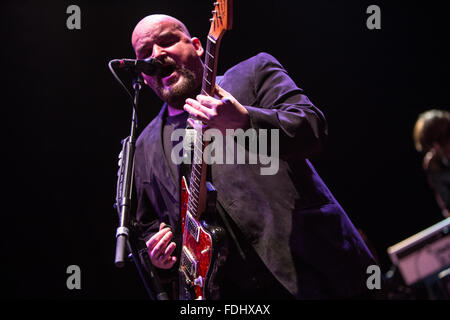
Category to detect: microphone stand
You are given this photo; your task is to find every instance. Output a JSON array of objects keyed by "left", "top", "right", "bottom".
[{"left": 114, "top": 73, "right": 169, "bottom": 300}]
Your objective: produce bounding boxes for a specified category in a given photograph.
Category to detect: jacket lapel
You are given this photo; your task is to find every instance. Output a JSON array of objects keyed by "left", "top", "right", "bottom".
[{"left": 145, "top": 103, "right": 179, "bottom": 198}]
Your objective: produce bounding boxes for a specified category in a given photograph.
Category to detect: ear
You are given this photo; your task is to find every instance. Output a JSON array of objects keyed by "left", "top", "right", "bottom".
[{"left": 191, "top": 37, "right": 204, "bottom": 57}]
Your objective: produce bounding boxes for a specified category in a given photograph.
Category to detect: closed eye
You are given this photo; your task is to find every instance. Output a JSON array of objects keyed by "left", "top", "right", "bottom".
[{"left": 136, "top": 32, "right": 180, "bottom": 59}]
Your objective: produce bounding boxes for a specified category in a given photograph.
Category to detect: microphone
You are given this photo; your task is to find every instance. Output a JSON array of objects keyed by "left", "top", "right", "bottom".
[{"left": 110, "top": 57, "right": 163, "bottom": 76}]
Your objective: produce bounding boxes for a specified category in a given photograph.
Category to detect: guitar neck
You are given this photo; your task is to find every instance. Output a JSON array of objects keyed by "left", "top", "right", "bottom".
[
  {"left": 187, "top": 129, "right": 207, "bottom": 219},
  {"left": 201, "top": 36, "right": 220, "bottom": 96},
  {"left": 187, "top": 0, "right": 232, "bottom": 220},
  {"left": 187, "top": 36, "right": 222, "bottom": 219}
]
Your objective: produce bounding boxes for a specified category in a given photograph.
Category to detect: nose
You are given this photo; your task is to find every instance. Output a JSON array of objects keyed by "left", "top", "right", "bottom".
[{"left": 151, "top": 44, "right": 166, "bottom": 60}]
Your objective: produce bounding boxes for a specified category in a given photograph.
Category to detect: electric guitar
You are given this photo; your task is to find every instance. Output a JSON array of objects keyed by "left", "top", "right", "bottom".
[{"left": 178, "top": 0, "right": 233, "bottom": 300}]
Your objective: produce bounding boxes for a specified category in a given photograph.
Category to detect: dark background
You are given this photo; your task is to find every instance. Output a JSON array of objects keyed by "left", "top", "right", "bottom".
[{"left": 2, "top": 0, "right": 449, "bottom": 299}]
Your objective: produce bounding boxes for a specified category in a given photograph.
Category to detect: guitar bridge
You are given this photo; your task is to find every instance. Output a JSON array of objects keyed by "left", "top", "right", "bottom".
[
  {"left": 186, "top": 210, "right": 200, "bottom": 242},
  {"left": 181, "top": 246, "right": 198, "bottom": 278}
]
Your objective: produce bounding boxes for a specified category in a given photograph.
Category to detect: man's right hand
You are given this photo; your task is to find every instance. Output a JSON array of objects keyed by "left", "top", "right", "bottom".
[{"left": 146, "top": 222, "right": 177, "bottom": 269}]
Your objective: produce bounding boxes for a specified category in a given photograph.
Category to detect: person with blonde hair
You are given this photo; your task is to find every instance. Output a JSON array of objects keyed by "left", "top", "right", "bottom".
[{"left": 413, "top": 109, "right": 450, "bottom": 217}]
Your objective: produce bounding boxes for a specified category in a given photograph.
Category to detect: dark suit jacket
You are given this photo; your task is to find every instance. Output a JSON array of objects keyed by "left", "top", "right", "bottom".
[{"left": 134, "top": 52, "right": 376, "bottom": 299}]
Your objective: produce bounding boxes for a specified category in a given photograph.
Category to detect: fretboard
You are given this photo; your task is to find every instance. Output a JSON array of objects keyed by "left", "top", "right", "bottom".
[
  {"left": 187, "top": 35, "right": 220, "bottom": 218},
  {"left": 201, "top": 36, "right": 219, "bottom": 96},
  {"left": 187, "top": 128, "right": 205, "bottom": 218}
]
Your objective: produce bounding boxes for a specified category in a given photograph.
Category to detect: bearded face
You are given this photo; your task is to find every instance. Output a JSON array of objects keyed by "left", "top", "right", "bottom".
[
  {"left": 132, "top": 16, "right": 204, "bottom": 109},
  {"left": 144, "top": 54, "right": 203, "bottom": 107}
]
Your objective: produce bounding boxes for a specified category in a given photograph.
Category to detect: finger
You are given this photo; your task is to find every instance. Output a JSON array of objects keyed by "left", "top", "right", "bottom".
[
  {"left": 151, "top": 231, "right": 173, "bottom": 258},
  {"left": 162, "top": 256, "right": 177, "bottom": 268},
  {"left": 184, "top": 104, "right": 210, "bottom": 122},
  {"left": 164, "top": 241, "right": 176, "bottom": 256},
  {"left": 214, "top": 84, "right": 231, "bottom": 100},
  {"left": 187, "top": 118, "right": 208, "bottom": 130},
  {"left": 146, "top": 227, "right": 170, "bottom": 250},
  {"left": 186, "top": 98, "right": 218, "bottom": 115},
  {"left": 195, "top": 94, "right": 220, "bottom": 108},
  {"left": 220, "top": 97, "right": 231, "bottom": 105},
  {"left": 146, "top": 227, "right": 171, "bottom": 250},
  {"left": 211, "top": 86, "right": 233, "bottom": 107},
  {"left": 187, "top": 118, "right": 195, "bottom": 128},
  {"left": 154, "top": 230, "right": 173, "bottom": 254},
  {"left": 159, "top": 242, "right": 176, "bottom": 261},
  {"left": 160, "top": 222, "right": 173, "bottom": 232}
]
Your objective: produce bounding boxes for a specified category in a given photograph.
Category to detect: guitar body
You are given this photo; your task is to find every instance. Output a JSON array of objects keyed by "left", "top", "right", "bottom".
[{"left": 179, "top": 176, "right": 227, "bottom": 300}]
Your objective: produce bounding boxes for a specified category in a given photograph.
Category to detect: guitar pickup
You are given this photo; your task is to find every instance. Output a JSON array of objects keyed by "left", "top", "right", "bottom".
[
  {"left": 186, "top": 210, "right": 200, "bottom": 242},
  {"left": 181, "top": 246, "right": 198, "bottom": 278}
]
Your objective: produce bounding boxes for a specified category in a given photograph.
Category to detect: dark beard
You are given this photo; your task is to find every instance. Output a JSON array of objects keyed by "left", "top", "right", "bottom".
[{"left": 152, "top": 65, "right": 201, "bottom": 109}]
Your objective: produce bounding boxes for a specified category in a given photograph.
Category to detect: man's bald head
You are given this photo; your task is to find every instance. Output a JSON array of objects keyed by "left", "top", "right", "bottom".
[{"left": 131, "top": 14, "right": 191, "bottom": 49}]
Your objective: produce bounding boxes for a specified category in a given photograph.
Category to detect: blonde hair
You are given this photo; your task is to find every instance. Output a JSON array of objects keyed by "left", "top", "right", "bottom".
[{"left": 413, "top": 109, "right": 450, "bottom": 153}]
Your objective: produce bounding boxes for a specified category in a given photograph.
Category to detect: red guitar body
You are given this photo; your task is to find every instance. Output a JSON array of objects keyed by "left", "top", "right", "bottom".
[{"left": 179, "top": 176, "right": 227, "bottom": 300}]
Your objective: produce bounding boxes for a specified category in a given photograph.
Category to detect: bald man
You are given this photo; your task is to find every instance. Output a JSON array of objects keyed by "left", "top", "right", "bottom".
[{"left": 130, "top": 14, "right": 376, "bottom": 300}]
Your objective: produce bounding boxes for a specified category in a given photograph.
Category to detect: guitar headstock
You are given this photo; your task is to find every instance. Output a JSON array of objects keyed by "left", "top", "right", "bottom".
[{"left": 208, "top": 0, "right": 233, "bottom": 41}]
